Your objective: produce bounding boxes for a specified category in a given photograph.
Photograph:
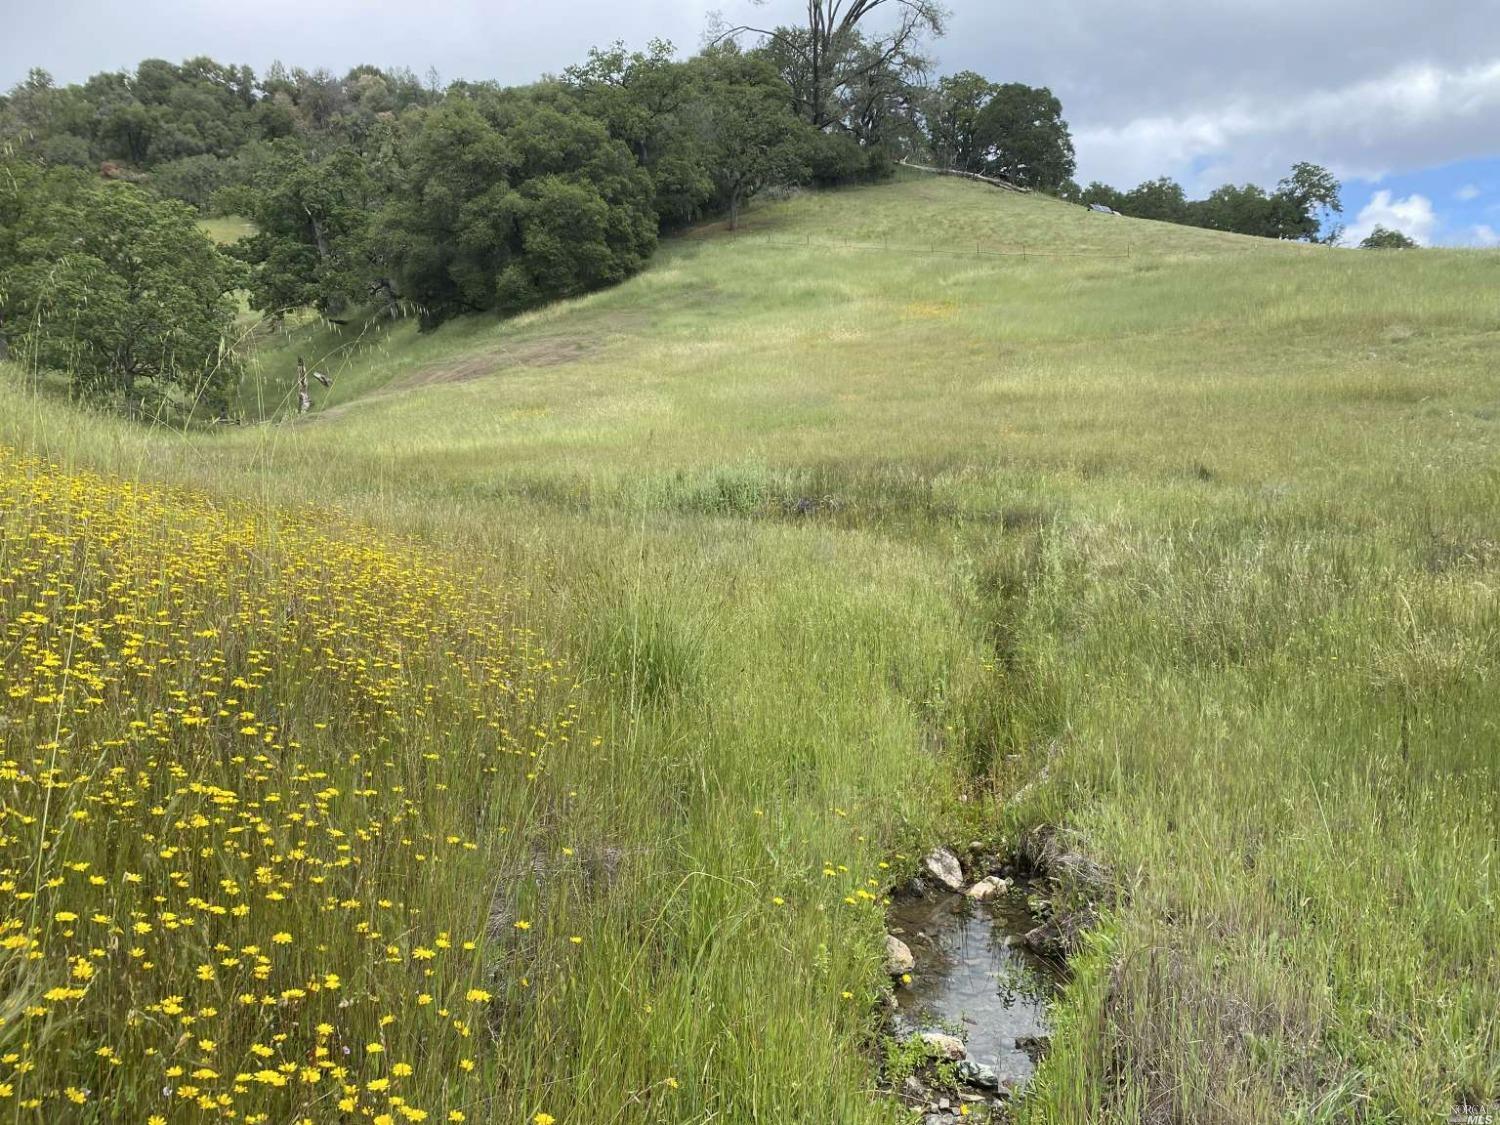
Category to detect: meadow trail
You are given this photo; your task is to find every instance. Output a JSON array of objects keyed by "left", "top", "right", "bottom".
[{"left": 1, "top": 173, "right": 1497, "bottom": 1123}]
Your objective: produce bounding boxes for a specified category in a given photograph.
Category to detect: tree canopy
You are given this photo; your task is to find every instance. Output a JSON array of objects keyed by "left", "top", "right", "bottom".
[
  {"left": 692, "top": 50, "right": 812, "bottom": 229},
  {"left": 233, "top": 142, "right": 376, "bottom": 317},
  {"left": 0, "top": 162, "right": 242, "bottom": 413},
  {"left": 916, "top": 73, "right": 1075, "bottom": 190},
  {"left": 714, "top": 0, "right": 944, "bottom": 131},
  {"left": 972, "top": 83, "right": 1075, "bottom": 191},
  {"left": 374, "top": 89, "right": 657, "bottom": 326},
  {"left": 562, "top": 40, "right": 716, "bottom": 229},
  {"left": 0, "top": 39, "right": 890, "bottom": 342},
  {"left": 1063, "top": 163, "right": 1342, "bottom": 242},
  {"left": 0, "top": 33, "right": 1363, "bottom": 421},
  {"left": 1359, "top": 225, "right": 1419, "bottom": 249},
  {"left": 924, "top": 71, "right": 998, "bottom": 173}
]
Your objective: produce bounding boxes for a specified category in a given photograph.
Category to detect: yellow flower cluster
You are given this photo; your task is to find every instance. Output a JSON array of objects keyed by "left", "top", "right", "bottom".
[{"left": 0, "top": 447, "right": 580, "bottom": 1120}]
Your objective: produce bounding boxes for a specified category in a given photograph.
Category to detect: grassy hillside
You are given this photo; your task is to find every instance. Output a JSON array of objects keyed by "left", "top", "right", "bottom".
[{"left": 3, "top": 173, "right": 1497, "bottom": 1123}]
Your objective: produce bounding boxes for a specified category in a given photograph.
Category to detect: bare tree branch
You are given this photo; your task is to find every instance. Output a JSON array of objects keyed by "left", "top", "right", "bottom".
[
  {"left": 705, "top": 23, "right": 813, "bottom": 65},
  {"left": 719, "top": 0, "right": 945, "bottom": 128}
]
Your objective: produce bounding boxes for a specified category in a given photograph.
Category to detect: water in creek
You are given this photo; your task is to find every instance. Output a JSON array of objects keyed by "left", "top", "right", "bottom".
[{"left": 887, "top": 884, "right": 1060, "bottom": 1086}]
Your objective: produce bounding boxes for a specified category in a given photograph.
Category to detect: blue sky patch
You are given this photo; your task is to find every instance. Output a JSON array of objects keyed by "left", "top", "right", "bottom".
[{"left": 1335, "top": 155, "right": 1500, "bottom": 246}]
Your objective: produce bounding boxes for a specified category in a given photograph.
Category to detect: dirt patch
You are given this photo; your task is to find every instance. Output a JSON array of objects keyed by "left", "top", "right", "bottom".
[
  {"left": 313, "top": 316, "right": 639, "bottom": 421},
  {"left": 391, "top": 334, "right": 600, "bottom": 391}
]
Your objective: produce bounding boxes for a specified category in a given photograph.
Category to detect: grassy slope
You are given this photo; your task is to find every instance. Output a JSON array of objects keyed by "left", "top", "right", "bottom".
[{"left": 6, "top": 173, "right": 1499, "bottom": 1122}]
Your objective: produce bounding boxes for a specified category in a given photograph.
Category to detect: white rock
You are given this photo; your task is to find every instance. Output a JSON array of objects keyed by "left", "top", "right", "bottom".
[
  {"left": 965, "top": 876, "right": 1006, "bottom": 901},
  {"left": 919, "top": 1032, "right": 967, "bottom": 1060},
  {"left": 884, "top": 934, "right": 915, "bottom": 975},
  {"left": 923, "top": 846, "right": 965, "bottom": 891}
]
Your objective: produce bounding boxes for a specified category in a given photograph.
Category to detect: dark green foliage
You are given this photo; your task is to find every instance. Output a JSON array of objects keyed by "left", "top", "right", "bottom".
[
  {"left": 374, "top": 99, "right": 519, "bottom": 323},
  {"left": 1274, "top": 162, "right": 1343, "bottom": 242},
  {"left": 0, "top": 59, "right": 437, "bottom": 174},
  {"left": 718, "top": 5, "right": 932, "bottom": 175},
  {"left": 836, "top": 32, "right": 924, "bottom": 155},
  {"left": 1193, "top": 168, "right": 1340, "bottom": 240},
  {"left": 910, "top": 62, "right": 1339, "bottom": 244},
  {"left": 925, "top": 71, "right": 1000, "bottom": 172},
  {"left": 496, "top": 91, "right": 656, "bottom": 301},
  {"left": 1, "top": 69, "right": 95, "bottom": 162},
  {"left": 1360, "top": 225, "right": 1419, "bottom": 249},
  {"left": 972, "top": 83, "right": 1076, "bottom": 191},
  {"left": 1081, "top": 163, "right": 1342, "bottom": 242},
  {"left": 919, "top": 74, "right": 1077, "bottom": 190},
  {"left": 0, "top": 161, "right": 242, "bottom": 411},
  {"left": 754, "top": 27, "right": 822, "bottom": 126},
  {"left": 692, "top": 50, "right": 812, "bottom": 229},
  {"left": 80, "top": 58, "right": 257, "bottom": 166},
  {"left": 234, "top": 142, "right": 376, "bottom": 316},
  {"left": 377, "top": 91, "right": 656, "bottom": 326},
  {"left": 1122, "top": 177, "right": 1190, "bottom": 224},
  {"left": 33, "top": 131, "right": 93, "bottom": 168},
  {"left": 1196, "top": 182, "right": 1279, "bottom": 235},
  {"left": 1078, "top": 182, "right": 1128, "bottom": 211},
  {"left": 718, "top": 0, "right": 943, "bottom": 130},
  {"left": 806, "top": 131, "right": 868, "bottom": 185},
  {"left": 151, "top": 153, "right": 234, "bottom": 211},
  {"left": 562, "top": 40, "right": 716, "bottom": 229},
  {"left": 0, "top": 39, "right": 906, "bottom": 383},
  {"left": 0, "top": 156, "right": 39, "bottom": 273}
]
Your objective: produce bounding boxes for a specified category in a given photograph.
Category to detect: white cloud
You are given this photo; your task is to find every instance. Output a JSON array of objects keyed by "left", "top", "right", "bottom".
[
  {"left": 1073, "top": 59, "right": 1500, "bottom": 192},
  {"left": 1456, "top": 184, "right": 1483, "bottom": 201},
  {"left": 1342, "top": 191, "right": 1439, "bottom": 246},
  {"left": 1473, "top": 224, "right": 1500, "bottom": 247}
]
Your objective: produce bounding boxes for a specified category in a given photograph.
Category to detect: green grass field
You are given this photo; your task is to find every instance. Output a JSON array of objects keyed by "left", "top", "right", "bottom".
[
  {"left": 197, "top": 214, "right": 256, "bottom": 244},
  {"left": 4, "top": 173, "right": 1497, "bottom": 1123}
]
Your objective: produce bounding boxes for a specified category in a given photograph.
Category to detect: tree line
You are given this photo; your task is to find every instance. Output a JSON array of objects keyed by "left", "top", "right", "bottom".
[
  {"left": 1068, "top": 166, "right": 1343, "bottom": 243},
  {"left": 918, "top": 70, "right": 1343, "bottom": 242},
  {"left": 0, "top": 43, "right": 841, "bottom": 412}
]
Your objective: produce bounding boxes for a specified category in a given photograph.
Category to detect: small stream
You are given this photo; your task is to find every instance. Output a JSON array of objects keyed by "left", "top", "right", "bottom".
[{"left": 888, "top": 882, "right": 1061, "bottom": 1089}]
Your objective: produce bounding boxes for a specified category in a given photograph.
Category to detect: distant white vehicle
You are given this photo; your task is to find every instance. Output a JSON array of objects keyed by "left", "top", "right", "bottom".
[{"left": 1088, "top": 203, "right": 1120, "bottom": 215}]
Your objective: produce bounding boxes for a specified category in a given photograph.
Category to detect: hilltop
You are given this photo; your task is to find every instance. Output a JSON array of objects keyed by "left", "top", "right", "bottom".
[
  {"left": 231, "top": 173, "right": 1295, "bottom": 426},
  {"left": 1, "top": 173, "right": 1497, "bottom": 1122}
]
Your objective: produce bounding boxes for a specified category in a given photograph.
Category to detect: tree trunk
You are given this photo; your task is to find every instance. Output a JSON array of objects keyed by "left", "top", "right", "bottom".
[
  {"left": 122, "top": 369, "right": 142, "bottom": 417},
  {"left": 295, "top": 356, "right": 311, "bottom": 414},
  {"left": 729, "top": 191, "right": 741, "bottom": 231},
  {"left": 373, "top": 279, "right": 400, "bottom": 320},
  {"left": 809, "top": 0, "right": 825, "bottom": 127},
  {"left": 307, "top": 211, "right": 330, "bottom": 262}
]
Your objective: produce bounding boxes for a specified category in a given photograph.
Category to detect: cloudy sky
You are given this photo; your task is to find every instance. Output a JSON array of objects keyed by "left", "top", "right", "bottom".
[{"left": 5, "top": 0, "right": 1497, "bottom": 245}]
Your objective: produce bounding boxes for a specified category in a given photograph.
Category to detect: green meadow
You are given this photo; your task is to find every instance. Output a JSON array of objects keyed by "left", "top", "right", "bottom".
[{"left": 5, "top": 172, "right": 1497, "bottom": 1122}]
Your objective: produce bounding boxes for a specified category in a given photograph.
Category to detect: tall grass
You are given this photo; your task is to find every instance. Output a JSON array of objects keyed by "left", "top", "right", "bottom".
[{"left": 2, "top": 173, "right": 1497, "bottom": 1121}]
